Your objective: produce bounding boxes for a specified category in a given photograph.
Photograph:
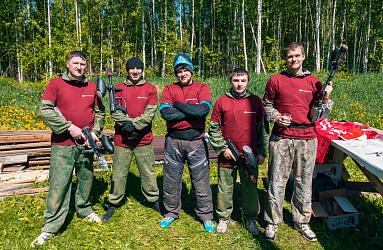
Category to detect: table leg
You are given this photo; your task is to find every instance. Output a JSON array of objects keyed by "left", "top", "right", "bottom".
[{"left": 352, "top": 158, "right": 383, "bottom": 197}]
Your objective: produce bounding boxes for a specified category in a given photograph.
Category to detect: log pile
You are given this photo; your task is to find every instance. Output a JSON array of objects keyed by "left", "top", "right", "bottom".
[
  {"left": 0, "top": 130, "right": 51, "bottom": 198},
  {"left": 0, "top": 130, "right": 218, "bottom": 198}
]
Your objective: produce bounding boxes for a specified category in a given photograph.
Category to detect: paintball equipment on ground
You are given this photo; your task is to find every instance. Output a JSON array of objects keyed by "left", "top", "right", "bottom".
[
  {"left": 96, "top": 69, "right": 126, "bottom": 114},
  {"left": 82, "top": 127, "right": 114, "bottom": 172},
  {"left": 311, "top": 43, "right": 348, "bottom": 122},
  {"left": 226, "top": 140, "right": 258, "bottom": 183}
]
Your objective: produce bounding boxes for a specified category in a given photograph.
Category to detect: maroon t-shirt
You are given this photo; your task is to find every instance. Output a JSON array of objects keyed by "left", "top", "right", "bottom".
[
  {"left": 160, "top": 81, "right": 211, "bottom": 131},
  {"left": 42, "top": 77, "right": 97, "bottom": 145},
  {"left": 113, "top": 81, "right": 157, "bottom": 148},
  {"left": 211, "top": 93, "right": 265, "bottom": 167},
  {"left": 263, "top": 73, "right": 322, "bottom": 139}
]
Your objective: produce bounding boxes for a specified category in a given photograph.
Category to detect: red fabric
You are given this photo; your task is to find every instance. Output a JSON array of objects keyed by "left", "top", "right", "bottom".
[
  {"left": 315, "top": 119, "right": 382, "bottom": 163},
  {"left": 113, "top": 81, "right": 158, "bottom": 148},
  {"left": 160, "top": 81, "right": 211, "bottom": 131},
  {"left": 263, "top": 73, "right": 322, "bottom": 139},
  {"left": 211, "top": 94, "right": 265, "bottom": 168},
  {"left": 42, "top": 77, "right": 98, "bottom": 146}
]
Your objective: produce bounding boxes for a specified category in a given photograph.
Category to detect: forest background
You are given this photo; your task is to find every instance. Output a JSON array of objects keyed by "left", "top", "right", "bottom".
[{"left": 1, "top": 0, "right": 383, "bottom": 82}]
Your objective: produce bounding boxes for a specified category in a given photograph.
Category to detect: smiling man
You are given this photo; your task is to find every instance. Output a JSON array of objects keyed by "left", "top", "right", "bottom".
[
  {"left": 101, "top": 57, "right": 160, "bottom": 222},
  {"left": 208, "top": 68, "right": 268, "bottom": 235},
  {"left": 263, "top": 42, "right": 333, "bottom": 242},
  {"left": 31, "top": 51, "right": 105, "bottom": 247},
  {"left": 159, "top": 53, "right": 215, "bottom": 232}
]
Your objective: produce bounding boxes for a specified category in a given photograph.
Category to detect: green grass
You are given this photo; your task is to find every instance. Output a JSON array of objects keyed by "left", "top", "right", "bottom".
[{"left": 0, "top": 74, "right": 382, "bottom": 249}]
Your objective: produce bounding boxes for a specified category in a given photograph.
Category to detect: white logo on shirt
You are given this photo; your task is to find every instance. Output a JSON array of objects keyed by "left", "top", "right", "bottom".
[
  {"left": 186, "top": 98, "right": 198, "bottom": 102},
  {"left": 298, "top": 89, "right": 312, "bottom": 93},
  {"left": 137, "top": 96, "right": 148, "bottom": 99},
  {"left": 82, "top": 94, "right": 93, "bottom": 97},
  {"left": 244, "top": 111, "right": 257, "bottom": 114}
]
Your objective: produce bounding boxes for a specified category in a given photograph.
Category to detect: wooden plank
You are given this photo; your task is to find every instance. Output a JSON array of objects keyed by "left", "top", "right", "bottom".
[
  {"left": 1, "top": 165, "right": 27, "bottom": 172},
  {"left": 353, "top": 159, "right": 383, "bottom": 197},
  {"left": 0, "top": 170, "right": 49, "bottom": 182},
  {"left": 28, "top": 160, "right": 50, "bottom": 166},
  {"left": 0, "top": 141, "right": 51, "bottom": 151},
  {"left": 0, "top": 148, "right": 51, "bottom": 157},
  {"left": 0, "top": 134, "right": 51, "bottom": 144},
  {"left": 0, "top": 154, "right": 28, "bottom": 166},
  {"left": 0, "top": 187, "right": 48, "bottom": 198}
]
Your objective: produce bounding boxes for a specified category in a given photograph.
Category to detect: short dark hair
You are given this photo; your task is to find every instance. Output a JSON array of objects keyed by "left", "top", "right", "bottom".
[
  {"left": 283, "top": 42, "right": 305, "bottom": 59},
  {"left": 230, "top": 67, "right": 250, "bottom": 81},
  {"left": 67, "top": 51, "right": 87, "bottom": 61}
]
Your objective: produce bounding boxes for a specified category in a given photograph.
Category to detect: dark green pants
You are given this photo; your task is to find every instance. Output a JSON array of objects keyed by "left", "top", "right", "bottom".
[
  {"left": 108, "top": 144, "right": 159, "bottom": 205},
  {"left": 216, "top": 164, "right": 260, "bottom": 221},
  {"left": 42, "top": 145, "right": 94, "bottom": 233}
]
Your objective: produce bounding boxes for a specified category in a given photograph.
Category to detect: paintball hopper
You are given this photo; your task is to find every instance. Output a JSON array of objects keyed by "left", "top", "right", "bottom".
[
  {"left": 96, "top": 78, "right": 107, "bottom": 99},
  {"left": 330, "top": 44, "right": 348, "bottom": 68}
]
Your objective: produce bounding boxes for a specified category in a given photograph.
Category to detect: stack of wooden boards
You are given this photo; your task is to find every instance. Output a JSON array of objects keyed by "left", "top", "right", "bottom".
[
  {"left": 0, "top": 130, "right": 51, "bottom": 198},
  {"left": 0, "top": 130, "right": 218, "bottom": 198}
]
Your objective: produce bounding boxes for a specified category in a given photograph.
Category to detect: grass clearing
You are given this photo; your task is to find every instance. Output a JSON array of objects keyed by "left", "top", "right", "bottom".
[{"left": 0, "top": 74, "right": 382, "bottom": 249}]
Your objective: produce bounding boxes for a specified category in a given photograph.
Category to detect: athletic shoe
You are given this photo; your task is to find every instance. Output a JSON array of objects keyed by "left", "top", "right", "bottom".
[
  {"left": 247, "top": 220, "right": 260, "bottom": 236},
  {"left": 101, "top": 206, "right": 117, "bottom": 222},
  {"left": 84, "top": 212, "right": 102, "bottom": 223},
  {"left": 265, "top": 224, "right": 278, "bottom": 241},
  {"left": 160, "top": 216, "right": 175, "bottom": 228},
  {"left": 294, "top": 223, "right": 317, "bottom": 242},
  {"left": 203, "top": 220, "right": 215, "bottom": 233},
  {"left": 151, "top": 200, "right": 161, "bottom": 213},
  {"left": 30, "top": 232, "right": 52, "bottom": 247},
  {"left": 216, "top": 219, "right": 230, "bottom": 233}
]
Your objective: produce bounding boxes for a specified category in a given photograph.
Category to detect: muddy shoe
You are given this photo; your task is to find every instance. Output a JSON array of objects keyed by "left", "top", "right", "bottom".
[
  {"left": 217, "top": 219, "right": 230, "bottom": 233},
  {"left": 30, "top": 232, "right": 53, "bottom": 247},
  {"left": 265, "top": 224, "right": 278, "bottom": 241},
  {"left": 102, "top": 206, "right": 117, "bottom": 223},
  {"left": 294, "top": 223, "right": 317, "bottom": 242}
]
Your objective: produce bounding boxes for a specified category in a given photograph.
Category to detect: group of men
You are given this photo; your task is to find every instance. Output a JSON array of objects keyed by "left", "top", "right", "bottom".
[{"left": 31, "top": 41, "right": 333, "bottom": 247}]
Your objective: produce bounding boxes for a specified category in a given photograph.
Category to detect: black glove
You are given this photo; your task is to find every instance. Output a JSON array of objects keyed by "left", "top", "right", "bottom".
[
  {"left": 121, "top": 120, "right": 135, "bottom": 133},
  {"left": 127, "top": 130, "right": 140, "bottom": 141}
]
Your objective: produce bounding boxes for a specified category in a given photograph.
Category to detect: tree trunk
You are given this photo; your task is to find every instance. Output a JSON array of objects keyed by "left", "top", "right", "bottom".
[
  {"left": 161, "top": 0, "right": 168, "bottom": 79},
  {"left": 256, "top": 0, "right": 262, "bottom": 74},
  {"left": 47, "top": 0, "right": 52, "bottom": 78},
  {"left": 315, "top": 0, "right": 321, "bottom": 71},
  {"left": 141, "top": 0, "right": 146, "bottom": 73},
  {"left": 190, "top": 0, "right": 195, "bottom": 54},
  {"left": 363, "top": 0, "right": 371, "bottom": 73},
  {"left": 242, "top": 0, "right": 248, "bottom": 71},
  {"left": 250, "top": 21, "right": 266, "bottom": 73}
]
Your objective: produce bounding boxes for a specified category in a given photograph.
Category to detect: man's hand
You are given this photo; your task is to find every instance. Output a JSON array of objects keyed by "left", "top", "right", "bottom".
[
  {"left": 273, "top": 112, "right": 292, "bottom": 127},
  {"left": 122, "top": 120, "right": 135, "bottom": 133},
  {"left": 223, "top": 148, "right": 236, "bottom": 160},
  {"left": 84, "top": 131, "right": 99, "bottom": 148},
  {"left": 68, "top": 124, "right": 85, "bottom": 141},
  {"left": 255, "top": 155, "right": 265, "bottom": 165},
  {"left": 323, "top": 81, "right": 333, "bottom": 102}
]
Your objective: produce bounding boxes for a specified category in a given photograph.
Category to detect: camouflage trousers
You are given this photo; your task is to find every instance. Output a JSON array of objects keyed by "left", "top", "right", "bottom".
[
  {"left": 42, "top": 145, "right": 94, "bottom": 233},
  {"left": 108, "top": 144, "right": 159, "bottom": 205},
  {"left": 216, "top": 163, "right": 260, "bottom": 221},
  {"left": 163, "top": 136, "right": 213, "bottom": 222},
  {"left": 264, "top": 135, "right": 317, "bottom": 225}
]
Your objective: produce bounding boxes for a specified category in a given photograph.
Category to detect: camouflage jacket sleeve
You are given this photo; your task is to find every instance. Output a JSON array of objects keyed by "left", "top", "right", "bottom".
[
  {"left": 263, "top": 98, "right": 279, "bottom": 123},
  {"left": 208, "top": 121, "right": 228, "bottom": 155},
  {"left": 111, "top": 104, "right": 157, "bottom": 131},
  {"left": 39, "top": 100, "right": 71, "bottom": 134},
  {"left": 256, "top": 123, "right": 269, "bottom": 156},
  {"left": 92, "top": 99, "right": 106, "bottom": 136}
]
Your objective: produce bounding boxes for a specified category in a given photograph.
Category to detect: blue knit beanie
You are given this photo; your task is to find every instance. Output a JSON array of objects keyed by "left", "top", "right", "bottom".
[{"left": 173, "top": 53, "right": 194, "bottom": 74}]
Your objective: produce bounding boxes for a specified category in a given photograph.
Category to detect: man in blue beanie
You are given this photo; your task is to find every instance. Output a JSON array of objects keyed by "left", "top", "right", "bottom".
[{"left": 158, "top": 53, "right": 215, "bottom": 232}]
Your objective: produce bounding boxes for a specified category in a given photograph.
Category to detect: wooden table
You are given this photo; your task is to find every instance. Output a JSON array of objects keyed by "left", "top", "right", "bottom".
[{"left": 331, "top": 137, "right": 383, "bottom": 196}]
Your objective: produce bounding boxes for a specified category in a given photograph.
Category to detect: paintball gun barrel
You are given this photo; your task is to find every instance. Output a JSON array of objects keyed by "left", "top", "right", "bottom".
[
  {"left": 311, "top": 43, "right": 348, "bottom": 122},
  {"left": 82, "top": 127, "right": 114, "bottom": 172},
  {"left": 226, "top": 140, "right": 258, "bottom": 183}
]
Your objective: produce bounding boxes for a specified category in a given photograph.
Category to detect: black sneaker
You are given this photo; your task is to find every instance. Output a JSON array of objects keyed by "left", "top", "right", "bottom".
[{"left": 101, "top": 205, "right": 117, "bottom": 222}]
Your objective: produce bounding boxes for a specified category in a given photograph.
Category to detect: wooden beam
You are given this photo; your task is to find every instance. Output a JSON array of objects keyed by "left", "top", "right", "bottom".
[{"left": 353, "top": 159, "right": 383, "bottom": 197}]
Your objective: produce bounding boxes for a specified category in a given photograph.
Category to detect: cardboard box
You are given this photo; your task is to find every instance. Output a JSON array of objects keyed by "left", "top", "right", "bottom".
[
  {"left": 313, "top": 163, "right": 342, "bottom": 183},
  {"left": 312, "top": 188, "right": 362, "bottom": 230}
]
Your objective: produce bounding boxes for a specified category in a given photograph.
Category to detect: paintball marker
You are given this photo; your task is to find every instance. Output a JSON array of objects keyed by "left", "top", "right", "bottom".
[
  {"left": 311, "top": 43, "right": 348, "bottom": 122},
  {"left": 82, "top": 127, "right": 114, "bottom": 172},
  {"left": 226, "top": 140, "right": 258, "bottom": 183},
  {"left": 96, "top": 69, "right": 126, "bottom": 115}
]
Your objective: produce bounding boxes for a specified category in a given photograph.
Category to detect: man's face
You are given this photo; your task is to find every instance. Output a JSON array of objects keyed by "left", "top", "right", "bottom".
[
  {"left": 67, "top": 56, "right": 87, "bottom": 79},
  {"left": 285, "top": 48, "right": 305, "bottom": 72},
  {"left": 128, "top": 67, "right": 143, "bottom": 83},
  {"left": 231, "top": 74, "right": 249, "bottom": 93},
  {"left": 176, "top": 68, "right": 192, "bottom": 86}
]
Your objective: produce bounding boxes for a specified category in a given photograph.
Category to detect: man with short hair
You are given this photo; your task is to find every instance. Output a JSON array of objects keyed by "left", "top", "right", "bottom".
[
  {"left": 31, "top": 51, "right": 105, "bottom": 246},
  {"left": 102, "top": 57, "right": 160, "bottom": 222},
  {"left": 208, "top": 68, "right": 268, "bottom": 235},
  {"left": 263, "top": 42, "right": 333, "bottom": 242},
  {"left": 159, "top": 53, "right": 215, "bottom": 232}
]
